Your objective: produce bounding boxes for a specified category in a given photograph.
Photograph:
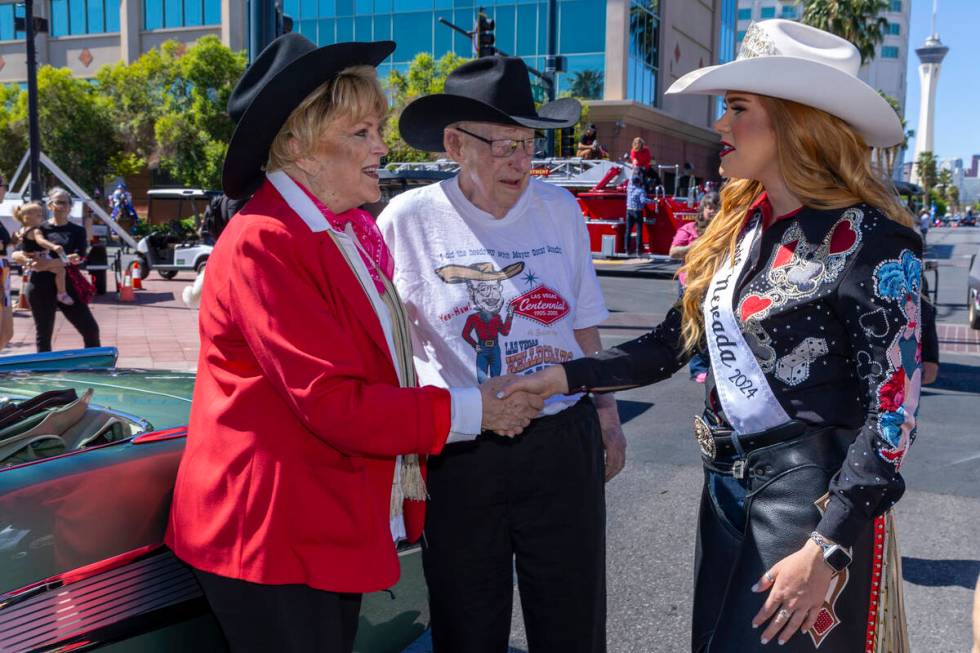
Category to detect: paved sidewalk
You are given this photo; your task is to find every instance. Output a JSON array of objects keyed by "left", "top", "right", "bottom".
[{"left": 7, "top": 273, "right": 201, "bottom": 370}]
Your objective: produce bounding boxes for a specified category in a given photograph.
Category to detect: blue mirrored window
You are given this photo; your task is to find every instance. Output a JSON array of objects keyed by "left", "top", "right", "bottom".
[
  {"left": 737, "top": 8, "right": 751, "bottom": 20},
  {"left": 144, "top": 0, "right": 221, "bottom": 29},
  {"left": 888, "top": 22, "right": 900, "bottom": 35},
  {"left": 49, "top": 0, "right": 119, "bottom": 36},
  {"left": 628, "top": 0, "right": 660, "bottom": 106},
  {"left": 759, "top": 7, "right": 775, "bottom": 19},
  {"left": 889, "top": 0, "right": 901, "bottom": 11},
  {"left": 881, "top": 45, "right": 899, "bottom": 58}
]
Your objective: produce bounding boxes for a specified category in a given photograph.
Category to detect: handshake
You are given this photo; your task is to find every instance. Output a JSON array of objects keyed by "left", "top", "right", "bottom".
[{"left": 478, "top": 365, "right": 571, "bottom": 437}]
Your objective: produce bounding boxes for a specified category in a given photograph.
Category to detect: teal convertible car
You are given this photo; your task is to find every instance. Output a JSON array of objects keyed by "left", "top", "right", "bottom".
[{"left": 0, "top": 349, "right": 428, "bottom": 653}]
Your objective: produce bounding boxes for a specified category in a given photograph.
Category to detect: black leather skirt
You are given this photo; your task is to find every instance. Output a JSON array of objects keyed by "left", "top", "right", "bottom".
[{"left": 691, "top": 419, "right": 881, "bottom": 653}]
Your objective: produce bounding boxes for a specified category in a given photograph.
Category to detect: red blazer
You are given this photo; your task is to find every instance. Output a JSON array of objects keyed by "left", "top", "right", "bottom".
[{"left": 165, "top": 180, "right": 451, "bottom": 593}]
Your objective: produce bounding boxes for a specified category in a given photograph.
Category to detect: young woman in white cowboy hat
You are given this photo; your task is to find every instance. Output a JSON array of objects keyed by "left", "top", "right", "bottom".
[{"left": 501, "top": 19, "right": 919, "bottom": 652}]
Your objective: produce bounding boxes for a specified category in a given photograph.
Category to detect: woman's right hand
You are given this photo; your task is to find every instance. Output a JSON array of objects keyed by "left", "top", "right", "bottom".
[
  {"left": 29, "top": 256, "right": 63, "bottom": 272},
  {"left": 498, "top": 365, "right": 570, "bottom": 401}
]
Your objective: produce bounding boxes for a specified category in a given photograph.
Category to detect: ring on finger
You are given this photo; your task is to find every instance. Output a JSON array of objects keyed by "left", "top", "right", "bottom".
[
  {"left": 775, "top": 608, "right": 791, "bottom": 623},
  {"left": 764, "top": 571, "right": 775, "bottom": 583}
]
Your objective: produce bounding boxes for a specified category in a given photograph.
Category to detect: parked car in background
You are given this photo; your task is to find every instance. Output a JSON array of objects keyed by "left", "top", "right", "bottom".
[
  {"left": 0, "top": 350, "right": 429, "bottom": 653},
  {"left": 969, "top": 251, "right": 980, "bottom": 329},
  {"left": 961, "top": 211, "right": 977, "bottom": 227}
]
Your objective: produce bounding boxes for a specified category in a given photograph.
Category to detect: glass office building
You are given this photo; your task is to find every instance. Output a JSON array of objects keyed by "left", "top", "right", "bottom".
[{"left": 282, "top": 0, "right": 608, "bottom": 99}]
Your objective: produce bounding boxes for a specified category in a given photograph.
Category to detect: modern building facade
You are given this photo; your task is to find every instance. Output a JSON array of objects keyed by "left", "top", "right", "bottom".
[
  {"left": 735, "top": 0, "right": 911, "bottom": 113},
  {"left": 0, "top": 1, "right": 731, "bottom": 177},
  {"left": 0, "top": 1, "right": 245, "bottom": 81}
]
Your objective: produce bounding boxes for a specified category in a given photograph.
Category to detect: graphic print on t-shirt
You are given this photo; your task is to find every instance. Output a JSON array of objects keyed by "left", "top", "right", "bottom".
[
  {"left": 434, "top": 260, "right": 574, "bottom": 381},
  {"left": 434, "top": 261, "right": 524, "bottom": 381}
]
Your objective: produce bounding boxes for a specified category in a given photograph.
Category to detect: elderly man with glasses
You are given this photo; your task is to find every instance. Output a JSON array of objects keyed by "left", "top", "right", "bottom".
[{"left": 377, "top": 56, "right": 624, "bottom": 653}]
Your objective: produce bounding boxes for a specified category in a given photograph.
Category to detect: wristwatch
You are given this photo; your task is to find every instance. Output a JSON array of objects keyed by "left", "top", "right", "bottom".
[{"left": 809, "top": 531, "right": 852, "bottom": 572}]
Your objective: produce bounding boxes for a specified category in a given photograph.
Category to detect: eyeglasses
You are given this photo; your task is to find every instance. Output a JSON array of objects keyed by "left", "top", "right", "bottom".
[
  {"left": 51, "top": 200, "right": 70, "bottom": 206},
  {"left": 454, "top": 127, "right": 536, "bottom": 158}
]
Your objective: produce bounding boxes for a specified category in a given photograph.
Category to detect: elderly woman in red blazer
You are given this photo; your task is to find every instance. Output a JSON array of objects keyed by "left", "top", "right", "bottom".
[{"left": 165, "top": 35, "right": 541, "bottom": 653}]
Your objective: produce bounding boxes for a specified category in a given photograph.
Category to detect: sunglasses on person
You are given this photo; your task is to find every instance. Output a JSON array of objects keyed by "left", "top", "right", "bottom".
[{"left": 454, "top": 127, "right": 536, "bottom": 158}]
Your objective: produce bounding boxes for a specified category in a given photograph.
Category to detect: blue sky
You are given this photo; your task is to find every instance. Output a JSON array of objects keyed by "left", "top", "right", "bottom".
[{"left": 903, "top": 0, "right": 979, "bottom": 161}]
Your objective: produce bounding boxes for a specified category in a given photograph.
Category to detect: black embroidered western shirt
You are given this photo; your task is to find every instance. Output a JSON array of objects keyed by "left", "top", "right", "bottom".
[{"left": 564, "top": 202, "right": 923, "bottom": 547}]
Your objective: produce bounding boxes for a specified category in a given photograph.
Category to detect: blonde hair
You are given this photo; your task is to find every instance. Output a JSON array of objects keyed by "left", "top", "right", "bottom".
[
  {"left": 266, "top": 65, "right": 387, "bottom": 171},
  {"left": 678, "top": 95, "right": 913, "bottom": 352},
  {"left": 13, "top": 202, "right": 43, "bottom": 226},
  {"left": 632, "top": 137, "right": 645, "bottom": 150}
]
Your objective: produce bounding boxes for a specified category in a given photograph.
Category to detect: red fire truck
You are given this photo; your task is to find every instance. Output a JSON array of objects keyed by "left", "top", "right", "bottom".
[
  {"left": 531, "top": 160, "right": 706, "bottom": 258},
  {"left": 376, "top": 159, "right": 708, "bottom": 259}
]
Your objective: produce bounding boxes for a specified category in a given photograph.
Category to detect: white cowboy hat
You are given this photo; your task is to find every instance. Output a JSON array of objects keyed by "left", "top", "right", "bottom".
[{"left": 665, "top": 19, "right": 903, "bottom": 148}]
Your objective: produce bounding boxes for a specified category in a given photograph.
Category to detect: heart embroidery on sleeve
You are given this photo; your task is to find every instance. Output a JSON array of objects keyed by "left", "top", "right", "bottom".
[{"left": 739, "top": 294, "right": 773, "bottom": 322}]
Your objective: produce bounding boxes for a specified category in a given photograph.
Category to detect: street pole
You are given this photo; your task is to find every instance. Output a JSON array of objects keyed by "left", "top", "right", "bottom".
[
  {"left": 544, "top": 0, "right": 557, "bottom": 157},
  {"left": 24, "top": 0, "right": 42, "bottom": 201}
]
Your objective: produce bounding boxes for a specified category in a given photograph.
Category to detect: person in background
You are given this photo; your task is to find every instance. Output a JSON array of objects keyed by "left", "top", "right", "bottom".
[
  {"left": 0, "top": 177, "right": 12, "bottom": 349},
  {"left": 577, "top": 123, "right": 598, "bottom": 158},
  {"left": 630, "top": 136, "right": 652, "bottom": 173},
  {"left": 669, "top": 190, "right": 719, "bottom": 383},
  {"left": 920, "top": 293, "right": 939, "bottom": 385},
  {"left": 183, "top": 193, "right": 250, "bottom": 308},
  {"left": 626, "top": 168, "right": 648, "bottom": 256},
  {"left": 10, "top": 187, "right": 100, "bottom": 352},
  {"left": 918, "top": 208, "right": 931, "bottom": 246},
  {"left": 973, "top": 574, "right": 980, "bottom": 653},
  {"left": 677, "top": 161, "right": 696, "bottom": 197},
  {"left": 13, "top": 202, "right": 74, "bottom": 306}
]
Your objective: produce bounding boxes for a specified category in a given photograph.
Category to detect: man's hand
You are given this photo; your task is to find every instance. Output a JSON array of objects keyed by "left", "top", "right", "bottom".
[
  {"left": 479, "top": 377, "right": 543, "bottom": 437},
  {"left": 595, "top": 397, "right": 626, "bottom": 481}
]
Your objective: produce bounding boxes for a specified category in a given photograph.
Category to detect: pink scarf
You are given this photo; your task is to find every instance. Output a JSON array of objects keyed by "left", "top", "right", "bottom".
[{"left": 294, "top": 179, "right": 394, "bottom": 294}]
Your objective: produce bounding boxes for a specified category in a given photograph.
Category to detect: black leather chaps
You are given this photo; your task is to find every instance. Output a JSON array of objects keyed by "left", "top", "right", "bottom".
[{"left": 691, "top": 422, "right": 876, "bottom": 652}]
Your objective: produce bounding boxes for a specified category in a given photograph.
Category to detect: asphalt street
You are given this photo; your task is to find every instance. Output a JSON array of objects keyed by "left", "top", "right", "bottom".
[{"left": 407, "top": 225, "right": 980, "bottom": 653}]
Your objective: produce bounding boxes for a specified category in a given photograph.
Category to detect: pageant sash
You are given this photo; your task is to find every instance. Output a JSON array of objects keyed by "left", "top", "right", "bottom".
[{"left": 703, "top": 212, "right": 789, "bottom": 435}]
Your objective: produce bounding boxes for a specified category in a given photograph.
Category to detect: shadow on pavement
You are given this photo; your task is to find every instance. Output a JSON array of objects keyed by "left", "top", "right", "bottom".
[
  {"left": 902, "top": 557, "right": 980, "bottom": 590},
  {"left": 921, "top": 362, "right": 980, "bottom": 394},
  {"left": 617, "top": 399, "right": 655, "bottom": 425}
]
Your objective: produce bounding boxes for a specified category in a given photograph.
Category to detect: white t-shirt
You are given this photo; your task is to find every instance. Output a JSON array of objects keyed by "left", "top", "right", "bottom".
[{"left": 377, "top": 176, "right": 609, "bottom": 416}]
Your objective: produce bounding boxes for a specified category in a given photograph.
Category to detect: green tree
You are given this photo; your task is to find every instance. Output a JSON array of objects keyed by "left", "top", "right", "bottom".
[
  {"left": 96, "top": 43, "right": 180, "bottom": 172},
  {"left": 384, "top": 51, "right": 468, "bottom": 162},
  {"left": 96, "top": 36, "right": 246, "bottom": 188},
  {"left": 916, "top": 151, "right": 937, "bottom": 206},
  {"left": 801, "top": 0, "right": 889, "bottom": 65},
  {"left": 0, "top": 84, "right": 25, "bottom": 180},
  {"left": 873, "top": 92, "right": 912, "bottom": 177},
  {"left": 3, "top": 66, "right": 122, "bottom": 191},
  {"left": 569, "top": 70, "right": 603, "bottom": 100}
]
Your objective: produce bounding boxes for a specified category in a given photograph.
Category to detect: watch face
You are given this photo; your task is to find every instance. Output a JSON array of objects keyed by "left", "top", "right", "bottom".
[{"left": 825, "top": 547, "right": 851, "bottom": 572}]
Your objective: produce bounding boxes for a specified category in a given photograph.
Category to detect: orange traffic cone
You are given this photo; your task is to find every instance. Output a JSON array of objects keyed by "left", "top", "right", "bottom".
[
  {"left": 119, "top": 269, "right": 135, "bottom": 302},
  {"left": 130, "top": 260, "right": 143, "bottom": 290},
  {"left": 15, "top": 271, "right": 30, "bottom": 311}
]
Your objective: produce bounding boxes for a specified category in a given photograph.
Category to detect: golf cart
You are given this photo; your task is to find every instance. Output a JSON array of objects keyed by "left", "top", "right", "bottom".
[{"left": 136, "top": 188, "right": 218, "bottom": 280}]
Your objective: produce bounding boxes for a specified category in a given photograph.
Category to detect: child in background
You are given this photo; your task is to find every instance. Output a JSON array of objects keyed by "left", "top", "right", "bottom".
[{"left": 13, "top": 202, "right": 74, "bottom": 305}]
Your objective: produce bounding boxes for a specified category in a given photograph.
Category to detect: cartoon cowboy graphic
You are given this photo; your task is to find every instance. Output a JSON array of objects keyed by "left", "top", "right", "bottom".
[{"left": 435, "top": 261, "right": 524, "bottom": 380}]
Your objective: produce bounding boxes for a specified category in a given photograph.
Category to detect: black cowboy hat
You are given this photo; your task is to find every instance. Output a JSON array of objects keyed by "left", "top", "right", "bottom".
[
  {"left": 221, "top": 34, "right": 395, "bottom": 199},
  {"left": 399, "top": 56, "right": 581, "bottom": 153}
]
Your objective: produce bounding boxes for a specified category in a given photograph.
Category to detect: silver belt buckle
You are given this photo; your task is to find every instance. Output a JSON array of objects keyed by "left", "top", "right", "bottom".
[{"left": 693, "top": 415, "right": 716, "bottom": 460}]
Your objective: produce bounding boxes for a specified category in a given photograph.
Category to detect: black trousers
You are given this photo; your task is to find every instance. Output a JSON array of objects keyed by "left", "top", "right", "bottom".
[
  {"left": 194, "top": 568, "right": 362, "bottom": 653},
  {"left": 423, "top": 398, "right": 606, "bottom": 653},
  {"left": 24, "top": 273, "right": 100, "bottom": 352},
  {"left": 625, "top": 209, "right": 644, "bottom": 254}
]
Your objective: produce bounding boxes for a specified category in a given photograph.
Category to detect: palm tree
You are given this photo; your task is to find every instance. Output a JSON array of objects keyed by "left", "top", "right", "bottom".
[
  {"left": 569, "top": 70, "right": 603, "bottom": 100},
  {"left": 801, "top": 0, "right": 890, "bottom": 65},
  {"left": 916, "top": 151, "right": 938, "bottom": 207},
  {"left": 873, "top": 91, "right": 912, "bottom": 178}
]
